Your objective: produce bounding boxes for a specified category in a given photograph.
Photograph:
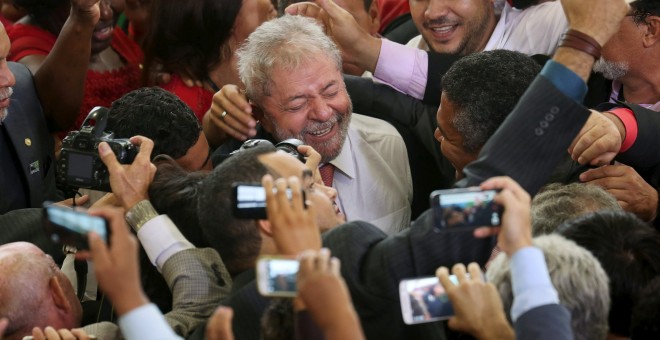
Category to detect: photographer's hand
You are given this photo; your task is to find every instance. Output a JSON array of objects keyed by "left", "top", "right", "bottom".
[
  {"left": 298, "top": 145, "right": 323, "bottom": 185},
  {"left": 98, "top": 136, "right": 156, "bottom": 210},
  {"left": 263, "top": 175, "right": 321, "bottom": 255},
  {"left": 479, "top": 177, "right": 532, "bottom": 257},
  {"left": 0, "top": 318, "right": 7, "bottom": 340},
  {"left": 297, "top": 249, "right": 365, "bottom": 340},
  {"left": 437, "top": 263, "right": 513, "bottom": 340}
]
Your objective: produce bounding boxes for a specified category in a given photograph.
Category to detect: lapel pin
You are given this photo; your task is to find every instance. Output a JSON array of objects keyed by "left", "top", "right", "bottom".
[{"left": 24, "top": 138, "right": 32, "bottom": 147}]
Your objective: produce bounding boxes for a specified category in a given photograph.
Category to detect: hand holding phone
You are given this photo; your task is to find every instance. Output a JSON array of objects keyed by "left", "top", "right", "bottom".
[
  {"left": 399, "top": 275, "right": 459, "bottom": 324},
  {"left": 436, "top": 263, "right": 513, "bottom": 338},
  {"left": 43, "top": 203, "right": 110, "bottom": 250},
  {"left": 263, "top": 175, "right": 321, "bottom": 255},
  {"left": 257, "top": 256, "right": 300, "bottom": 297},
  {"left": 430, "top": 188, "right": 503, "bottom": 231},
  {"left": 479, "top": 176, "right": 533, "bottom": 256}
]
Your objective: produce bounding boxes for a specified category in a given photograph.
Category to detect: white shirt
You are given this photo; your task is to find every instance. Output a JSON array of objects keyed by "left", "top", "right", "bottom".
[
  {"left": 484, "top": 1, "right": 567, "bottom": 56},
  {"left": 329, "top": 114, "right": 413, "bottom": 234},
  {"left": 377, "top": 1, "right": 567, "bottom": 99}
]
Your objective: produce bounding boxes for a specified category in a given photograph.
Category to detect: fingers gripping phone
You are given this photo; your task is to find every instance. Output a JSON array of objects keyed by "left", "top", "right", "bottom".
[
  {"left": 42, "top": 203, "right": 110, "bottom": 251},
  {"left": 256, "top": 256, "right": 299, "bottom": 298},
  {"left": 430, "top": 188, "right": 503, "bottom": 231},
  {"left": 399, "top": 275, "right": 461, "bottom": 324},
  {"left": 232, "top": 183, "right": 305, "bottom": 219}
]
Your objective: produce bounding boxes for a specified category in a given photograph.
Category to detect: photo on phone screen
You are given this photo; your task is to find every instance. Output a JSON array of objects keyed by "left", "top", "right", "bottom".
[
  {"left": 430, "top": 188, "right": 502, "bottom": 230},
  {"left": 399, "top": 275, "right": 460, "bottom": 324},
  {"left": 232, "top": 183, "right": 300, "bottom": 219},
  {"left": 42, "top": 203, "right": 109, "bottom": 250},
  {"left": 256, "top": 257, "right": 299, "bottom": 298}
]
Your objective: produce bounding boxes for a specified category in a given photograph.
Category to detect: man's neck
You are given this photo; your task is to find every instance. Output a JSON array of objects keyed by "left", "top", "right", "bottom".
[{"left": 619, "top": 70, "right": 660, "bottom": 107}]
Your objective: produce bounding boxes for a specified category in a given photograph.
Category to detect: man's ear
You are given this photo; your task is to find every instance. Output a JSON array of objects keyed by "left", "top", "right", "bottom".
[
  {"left": 367, "top": 1, "right": 381, "bottom": 36},
  {"left": 642, "top": 16, "right": 660, "bottom": 47},
  {"left": 49, "top": 276, "right": 72, "bottom": 314},
  {"left": 258, "top": 219, "right": 273, "bottom": 237}
]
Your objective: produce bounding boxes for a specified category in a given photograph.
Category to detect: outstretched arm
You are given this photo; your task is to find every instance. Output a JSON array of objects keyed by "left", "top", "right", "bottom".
[{"left": 27, "top": 0, "right": 99, "bottom": 131}]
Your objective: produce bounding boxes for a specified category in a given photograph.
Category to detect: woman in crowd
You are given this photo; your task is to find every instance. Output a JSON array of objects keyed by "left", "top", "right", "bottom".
[
  {"left": 142, "top": 0, "right": 276, "bottom": 124},
  {"left": 8, "top": 0, "right": 142, "bottom": 135}
]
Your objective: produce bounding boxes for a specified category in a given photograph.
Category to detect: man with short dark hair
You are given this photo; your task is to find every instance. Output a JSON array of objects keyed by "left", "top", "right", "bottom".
[{"left": 108, "top": 87, "right": 212, "bottom": 172}]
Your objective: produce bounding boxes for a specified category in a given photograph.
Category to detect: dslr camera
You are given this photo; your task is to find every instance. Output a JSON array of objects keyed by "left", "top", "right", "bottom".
[{"left": 57, "top": 106, "right": 138, "bottom": 192}]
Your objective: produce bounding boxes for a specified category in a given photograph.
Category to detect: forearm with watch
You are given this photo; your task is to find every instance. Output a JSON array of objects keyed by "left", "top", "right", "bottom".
[{"left": 125, "top": 200, "right": 194, "bottom": 272}]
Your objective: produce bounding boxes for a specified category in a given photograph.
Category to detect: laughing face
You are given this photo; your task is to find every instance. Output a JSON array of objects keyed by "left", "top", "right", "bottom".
[
  {"left": 409, "top": 0, "right": 496, "bottom": 55},
  {"left": 90, "top": 0, "right": 125, "bottom": 55},
  {"left": 258, "top": 54, "right": 352, "bottom": 164}
]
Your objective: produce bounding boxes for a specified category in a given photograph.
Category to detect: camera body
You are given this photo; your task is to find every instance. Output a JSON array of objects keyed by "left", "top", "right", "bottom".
[{"left": 57, "top": 107, "right": 138, "bottom": 192}]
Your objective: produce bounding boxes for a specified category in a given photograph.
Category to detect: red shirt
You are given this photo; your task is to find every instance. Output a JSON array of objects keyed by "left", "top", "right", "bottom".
[
  {"left": 159, "top": 73, "right": 213, "bottom": 122},
  {"left": 8, "top": 24, "right": 143, "bottom": 136}
]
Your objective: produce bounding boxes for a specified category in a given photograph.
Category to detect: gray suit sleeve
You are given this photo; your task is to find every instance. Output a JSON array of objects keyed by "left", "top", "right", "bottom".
[{"left": 160, "top": 247, "right": 232, "bottom": 338}]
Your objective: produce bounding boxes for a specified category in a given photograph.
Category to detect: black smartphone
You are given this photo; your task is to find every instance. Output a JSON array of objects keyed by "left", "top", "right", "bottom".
[
  {"left": 231, "top": 183, "right": 304, "bottom": 219},
  {"left": 430, "top": 188, "right": 502, "bottom": 231},
  {"left": 42, "top": 203, "right": 110, "bottom": 250}
]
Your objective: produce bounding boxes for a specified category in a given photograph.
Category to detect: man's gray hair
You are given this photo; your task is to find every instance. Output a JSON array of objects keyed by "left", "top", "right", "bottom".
[
  {"left": 237, "top": 15, "right": 342, "bottom": 103},
  {"left": 531, "top": 183, "right": 621, "bottom": 236},
  {"left": 487, "top": 234, "right": 610, "bottom": 340}
]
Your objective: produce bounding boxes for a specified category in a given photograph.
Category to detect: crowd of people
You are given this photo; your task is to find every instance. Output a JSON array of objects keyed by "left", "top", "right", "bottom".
[{"left": 1, "top": 0, "right": 660, "bottom": 339}]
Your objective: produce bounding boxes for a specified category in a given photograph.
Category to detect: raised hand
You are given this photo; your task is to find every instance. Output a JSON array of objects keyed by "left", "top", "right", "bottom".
[
  {"left": 479, "top": 177, "right": 532, "bottom": 257},
  {"left": 285, "top": 0, "right": 381, "bottom": 73},
  {"left": 203, "top": 84, "right": 257, "bottom": 146},
  {"left": 263, "top": 175, "right": 321, "bottom": 255},
  {"left": 580, "top": 164, "right": 658, "bottom": 222},
  {"left": 569, "top": 110, "right": 623, "bottom": 166},
  {"left": 436, "top": 263, "right": 514, "bottom": 340},
  {"left": 98, "top": 136, "right": 156, "bottom": 210}
]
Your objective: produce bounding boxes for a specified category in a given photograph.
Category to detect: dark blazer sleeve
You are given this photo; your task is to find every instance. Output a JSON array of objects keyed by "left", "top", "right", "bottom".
[
  {"left": 515, "top": 304, "right": 573, "bottom": 340},
  {"left": 458, "top": 76, "right": 591, "bottom": 196},
  {"left": 422, "top": 52, "right": 463, "bottom": 106},
  {"left": 595, "top": 102, "right": 660, "bottom": 171}
]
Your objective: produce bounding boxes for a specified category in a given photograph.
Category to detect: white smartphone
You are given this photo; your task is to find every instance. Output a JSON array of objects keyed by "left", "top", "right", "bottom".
[
  {"left": 399, "top": 275, "right": 461, "bottom": 324},
  {"left": 256, "top": 256, "right": 300, "bottom": 298}
]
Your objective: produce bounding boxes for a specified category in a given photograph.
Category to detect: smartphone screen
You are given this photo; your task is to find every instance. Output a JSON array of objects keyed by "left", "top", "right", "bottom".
[
  {"left": 42, "top": 203, "right": 109, "bottom": 250},
  {"left": 430, "top": 188, "right": 502, "bottom": 230},
  {"left": 399, "top": 275, "right": 460, "bottom": 324},
  {"left": 232, "top": 183, "right": 299, "bottom": 219},
  {"left": 256, "top": 257, "right": 299, "bottom": 298}
]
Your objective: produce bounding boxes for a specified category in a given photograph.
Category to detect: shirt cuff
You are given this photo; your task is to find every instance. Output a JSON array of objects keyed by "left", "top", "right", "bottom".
[
  {"left": 510, "top": 247, "right": 559, "bottom": 322},
  {"left": 137, "top": 215, "right": 194, "bottom": 271},
  {"left": 608, "top": 107, "right": 637, "bottom": 152},
  {"left": 373, "top": 39, "right": 428, "bottom": 99},
  {"left": 118, "top": 303, "right": 182, "bottom": 340},
  {"left": 540, "top": 60, "right": 587, "bottom": 103}
]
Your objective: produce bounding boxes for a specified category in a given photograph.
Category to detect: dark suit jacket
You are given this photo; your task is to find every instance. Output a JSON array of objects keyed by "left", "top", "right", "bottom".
[
  {"left": 515, "top": 304, "right": 573, "bottom": 340},
  {"left": 0, "top": 63, "right": 63, "bottom": 262},
  {"left": 1, "top": 62, "right": 60, "bottom": 212},
  {"left": 193, "top": 71, "right": 592, "bottom": 340}
]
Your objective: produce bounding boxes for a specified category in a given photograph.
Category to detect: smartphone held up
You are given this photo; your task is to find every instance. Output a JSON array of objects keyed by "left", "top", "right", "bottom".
[
  {"left": 430, "top": 188, "right": 503, "bottom": 231},
  {"left": 256, "top": 256, "right": 300, "bottom": 298},
  {"left": 399, "top": 275, "right": 460, "bottom": 324},
  {"left": 42, "top": 203, "right": 109, "bottom": 251}
]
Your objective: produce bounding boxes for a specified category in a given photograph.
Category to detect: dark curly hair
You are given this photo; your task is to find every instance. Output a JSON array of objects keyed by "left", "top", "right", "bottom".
[
  {"left": 441, "top": 50, "right": 541, "bottom": 154},
  {"left": 106, "top": 87, "right": 201, "bottom": 160}
]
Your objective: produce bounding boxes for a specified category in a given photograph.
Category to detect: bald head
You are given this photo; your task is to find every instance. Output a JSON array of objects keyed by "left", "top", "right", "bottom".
[{"left": 0, "top": 242, "right": 80, "bottom": 339}]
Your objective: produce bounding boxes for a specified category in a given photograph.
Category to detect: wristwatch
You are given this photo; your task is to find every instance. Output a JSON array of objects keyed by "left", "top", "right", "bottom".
[{"left": 125, "top": 200, "right": 159, "bottom": 232}]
